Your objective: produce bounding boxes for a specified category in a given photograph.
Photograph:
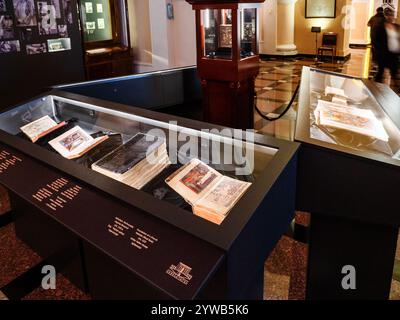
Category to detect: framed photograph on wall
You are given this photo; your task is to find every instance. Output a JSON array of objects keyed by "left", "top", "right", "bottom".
[{"left": 306, "top": 0, "right": 336, "bottom": 18}]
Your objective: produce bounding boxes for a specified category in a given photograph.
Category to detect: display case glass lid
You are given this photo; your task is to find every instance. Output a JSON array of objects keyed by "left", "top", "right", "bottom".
[{"left": 296, "top": 67, "right": 400, "bottom": 164}]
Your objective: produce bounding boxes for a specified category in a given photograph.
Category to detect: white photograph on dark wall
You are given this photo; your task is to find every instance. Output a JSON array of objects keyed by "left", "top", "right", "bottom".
[
  {"left": 0, "top": 15, "right": 14, "bottom": 40},
  {"left": 38, "top": 2, "right": 58, "bottom": 35},
  {"left": 85, "top": 2, "right": 93, "bottom": 14},
  {"left": 62, "top": 0, "right": 73, "bottom": 24},
  {"left": 58, "top": 24, "right": 68, "bottom": 37},
  {"left": 0, "top": 40, "right": 20, "bottom": 53},
  {"left": 47, "top": 37, "right": 70, "bottom": 52},
  {"left": 97, "top": 18, "right": 104, "bottom": 29},
  {"left": 26, "top": 43, "right": 47, "bottom": 55},
  {"left": 86, "top": 21, "right": 95, "bottom": 30},
  {"left": 0, "top": 0, "right": 6, "bottom": 12},
  {"left": 13, "top": 0, "right": 37, "bottom": 26}
]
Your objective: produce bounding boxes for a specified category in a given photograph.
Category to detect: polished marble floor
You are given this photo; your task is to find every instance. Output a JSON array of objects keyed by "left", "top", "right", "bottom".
[{"left": 0, "top": 48, "right": 399, "bottom": 300}]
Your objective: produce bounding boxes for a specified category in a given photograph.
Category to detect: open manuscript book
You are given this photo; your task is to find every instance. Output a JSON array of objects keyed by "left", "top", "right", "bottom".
[{"left": 166, "top": 159, "right": 251, "bottom": 225}]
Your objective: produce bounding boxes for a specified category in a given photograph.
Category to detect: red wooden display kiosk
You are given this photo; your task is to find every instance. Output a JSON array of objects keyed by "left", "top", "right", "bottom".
[{"left": 186, "top": 0, "right": 264, "bottom": 129}]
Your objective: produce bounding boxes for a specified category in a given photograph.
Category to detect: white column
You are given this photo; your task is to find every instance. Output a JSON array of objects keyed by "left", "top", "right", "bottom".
[{"left": 276, "top": 0, "right": 297, "bottom": 55}]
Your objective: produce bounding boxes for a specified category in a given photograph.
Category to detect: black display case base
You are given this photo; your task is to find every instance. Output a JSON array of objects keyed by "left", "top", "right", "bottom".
[
  {"left": 306, "top": 213, "right": 398, "bottom": 300},
  {"left": 0, "top": 85, "right": 298, "bottom": 300},
  {"left": 84, "top": 241, "right": 266, "bottom": 300},
  {"left": 10, "top": 192, "right": 88, "bottom": 293},
  {"left": 83, "top": 242, "right": 169, "bottom": 300}
]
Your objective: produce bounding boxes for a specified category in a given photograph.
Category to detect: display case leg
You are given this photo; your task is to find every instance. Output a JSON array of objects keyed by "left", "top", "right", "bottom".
[
  {"left": 306, "top": 213, "right": 398, "bottom": 300},
  {"left": 10, "top": 192, "right": 88, "bottom": 293},
  {"left": 0, "top": 210, "right": 13, "bottom": 228},
  {"left": 242, "top": 267, "right": 264, "bottom": 300}
]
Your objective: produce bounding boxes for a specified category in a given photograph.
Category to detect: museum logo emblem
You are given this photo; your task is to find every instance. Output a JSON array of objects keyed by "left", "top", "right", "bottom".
[{"left": 166, "top": 262, "right": 193, "bottom": 285}]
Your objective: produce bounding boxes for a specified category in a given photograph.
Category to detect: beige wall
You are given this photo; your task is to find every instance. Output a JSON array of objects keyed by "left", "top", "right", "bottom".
[
  {"left": 127, "top": 0, "right": 195, "bottom": 72},
  {"left": 343, "top": 0, "right": 352, "bottom": 53},
  {"left": 167, "top": 0, "right": 196, "bottom": 68},
  {"left": 294, "top": 0, "right": 351, "bottom": 56},
  {"left": 350, "top": 0, "right": 370, "bottom": 44},
  {"left": 127, "top": 0, "right": 152, "bottom": 65}
]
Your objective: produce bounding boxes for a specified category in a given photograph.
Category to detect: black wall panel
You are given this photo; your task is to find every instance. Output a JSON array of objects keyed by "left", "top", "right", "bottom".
[{"left": 0, "top": 0, "right": 84, "bottom": 110}]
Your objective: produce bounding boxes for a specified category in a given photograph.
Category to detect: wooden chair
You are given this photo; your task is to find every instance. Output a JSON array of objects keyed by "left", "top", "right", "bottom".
[{"left": 318, "top": 32, "right": 337, "bottom": 64}]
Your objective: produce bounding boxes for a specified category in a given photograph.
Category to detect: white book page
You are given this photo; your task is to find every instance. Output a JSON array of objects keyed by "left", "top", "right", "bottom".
[
  {"left": 195, "top": 176, "right": 251, "bottom": 218},
  {"left": 20, "top": 116, "right": 57, "bottom": 141},
  {"left": 315, "top": 100, "right": 389, "bottom": 141}
]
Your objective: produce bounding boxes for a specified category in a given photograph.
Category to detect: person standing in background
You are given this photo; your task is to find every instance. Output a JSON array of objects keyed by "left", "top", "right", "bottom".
[
  {"left": 368, "top": 7, "right": 385, "bottom": 62},
  {"left": 368, "top": 7, "right": 385, "bottom": 27},
  {"left": 383, "top": 8, "right": 400, "bottom": 88},
  {"left": 371, "top": 7, "right": 394, "bottom": 83}
]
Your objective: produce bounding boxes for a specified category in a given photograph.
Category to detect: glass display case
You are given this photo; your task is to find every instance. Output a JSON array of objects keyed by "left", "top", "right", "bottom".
[
  {"left": 0, "top": 90, "right": 298, "bottom": 248},
  {"left": 0, "top": 89, "right": 298, "bottom": 299},
  {"left": 295, "top": 67, "right": 400, "bottom": 300},
  {"left": 200, "top": 6, "right": 257, "bottom": 60},
  {"left": 189, "top": 1, "right": 263, "bottom": 129},
  {"left": 201, "top": 9, "right": 233, "bottom": 59},
  {"left": 79, "top": 0, "right": 132, "bottom": 81},
  {"left": 81, "top": 0, "right": 114, "bottom": 43},
  {"left": 296, "top": 67, "right": 400, "bottom": 162}
]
